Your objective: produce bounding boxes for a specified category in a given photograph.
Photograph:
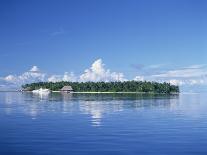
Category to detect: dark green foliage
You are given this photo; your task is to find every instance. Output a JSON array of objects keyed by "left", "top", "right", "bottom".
[{"left": 22, "top": 81, "right": 179, "bottom": 94}]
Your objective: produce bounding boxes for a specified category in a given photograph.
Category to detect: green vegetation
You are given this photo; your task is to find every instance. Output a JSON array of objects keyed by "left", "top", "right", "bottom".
[{"left": 22, "top": 81, "right": 179, "bottom": 94}]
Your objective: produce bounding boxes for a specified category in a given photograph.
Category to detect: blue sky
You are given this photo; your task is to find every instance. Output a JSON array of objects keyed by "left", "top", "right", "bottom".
[{"left": 0, "top": 0, "right": 207, "bottom": 91}]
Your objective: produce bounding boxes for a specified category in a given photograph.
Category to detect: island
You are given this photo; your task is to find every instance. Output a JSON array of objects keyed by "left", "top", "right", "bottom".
[{"left": 22, "top": 81, "right": 179, "bottom": 94}]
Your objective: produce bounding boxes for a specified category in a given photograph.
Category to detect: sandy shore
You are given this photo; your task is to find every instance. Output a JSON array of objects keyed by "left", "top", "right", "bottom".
[
  {"left": 52, "top": 91, "right": 148, "bottom": 94},
  {"left": 51, "top": 91, "right": 179, "bottom": 94}
]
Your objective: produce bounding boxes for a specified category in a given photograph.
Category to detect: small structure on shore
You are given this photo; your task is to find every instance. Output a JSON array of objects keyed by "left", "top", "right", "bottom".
[{"left": 60, "top": 86, "right": 73, "bottom": 93}]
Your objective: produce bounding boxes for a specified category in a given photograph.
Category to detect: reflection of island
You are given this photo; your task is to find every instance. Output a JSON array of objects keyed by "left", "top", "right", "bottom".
[{"left": 2, "top": 92, "right": 179, "bottom": 122}]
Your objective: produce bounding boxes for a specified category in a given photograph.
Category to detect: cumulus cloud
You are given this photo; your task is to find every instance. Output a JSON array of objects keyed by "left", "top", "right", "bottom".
[
  {"left": 133, "top": 76, "right": 144, "bottom": 81},
  {"left": 4, "top": 66, "right": 46, "bottom": 86},
  {"left": 168, "top": 79, "right": 184, "bottom": 85},
  {"left": 30, "top": 66, "right": 40, "bottom": 72},
  {"left": 79, "top": 59, "right": 126, "bottom": 82},
  {"left": 48, "top": 72, "right": 77, "bottom": 82},
  {"left": 47, "top": 75, "right": 61, "bottom": 82},
  {"left": 49, "top": 59, "right": 126, "bottom": 83}
]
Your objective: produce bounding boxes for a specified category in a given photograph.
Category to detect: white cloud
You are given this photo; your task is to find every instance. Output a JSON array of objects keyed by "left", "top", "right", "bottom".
[
  {"left": 133, "top": 76, "right": 144, "bottom": 81},
  {"left": 1, "top": 59, "right": 126, "bottom": 89},
  {"left": 151, "top": 66, "right": 207, "bottom": 78},
  {"left": 63, "top": 72, "right": 76, "bottom": 81},
  {"left": 47, "top": 75, "right": 61, "bottom": 82},
  {"left": 48, "top": 72, "right": 77, "bottom": 82},
  {"left": 79, "top": 59, "right": 126, "bottom": 82},
  {"left": 167, "top": 79, "right": 184, "bottom": 85},
  {"left": 184, "top": 64, "right": 206, "bottom": 69},
  {"left": 155, "top": 78, "right": 206, "bottom": 86},
  {"left": 4, "top": 66, "right": 46, "bottom": 86},
  {"left": 1, "top": 59, "right": 127, "bottom": 89},
  {"left": 134, "top": 64, "right": 207, "bottom": 86},
  {"left": 4, "top": 75, "right": 16, "bottom": 82},
  {"left": 30, "top": 66, "right": 40, "bottom": 72}
]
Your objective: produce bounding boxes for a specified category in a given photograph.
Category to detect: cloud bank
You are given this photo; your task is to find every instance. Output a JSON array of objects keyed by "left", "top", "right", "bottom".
[
  {"left": 150, "top": 65, "right": 207, "bottom": 86},
  {"left": 0, "top": 59, "right": 207, "bottom": 92},
  {"left": 132, "top": 64, "right": 207, "bottom": 91},
  {"left": 4, "top": 66, "right": 46, "bottom": 85},
  {"left": 0, "top": 59, "right": 126, "bottom": 89}
]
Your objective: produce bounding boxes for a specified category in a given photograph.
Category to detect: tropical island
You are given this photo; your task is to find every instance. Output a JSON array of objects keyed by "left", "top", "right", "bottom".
[{"left": 22, "top": 81, "right": 179, "bottom": 94}]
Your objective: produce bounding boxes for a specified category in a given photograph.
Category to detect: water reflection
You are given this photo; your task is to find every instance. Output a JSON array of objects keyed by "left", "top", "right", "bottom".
[
  {"left": 32, "top": 92, "right": 50, "bottom": 100},
  {"left": 79, "top": 100, "right": 125, "bottom": 126},
  {"left": 1, "top": 92, "right": 179, "bottom": 124}
]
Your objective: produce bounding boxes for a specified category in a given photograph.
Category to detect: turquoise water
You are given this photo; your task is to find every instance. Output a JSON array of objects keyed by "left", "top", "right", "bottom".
[{"left": 0, "top": 92, "right": 207, "bottom": 155}]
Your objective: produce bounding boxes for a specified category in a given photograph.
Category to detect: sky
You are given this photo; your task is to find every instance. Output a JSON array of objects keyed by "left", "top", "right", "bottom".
[{"left": 0, "top": 0, "right": 207, "bottom": 92}]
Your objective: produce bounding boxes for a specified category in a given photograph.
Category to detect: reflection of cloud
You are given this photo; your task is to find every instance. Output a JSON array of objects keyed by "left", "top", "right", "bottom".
[
  {"left": 79, "top": 100, "right": 124, "bottom": 126},
  {"left": 27, "top": 103, "right": 38, "bottom": 119},
  {"left": 4, "top": 92, "right": 15, "bottom": 115},
  {"left": 80, "top": 101, "right": 104, "bottom": 126},
  {"left": 32, "top": 92, "right": 50, "bottom": 100},
  {"left": 2, "top": 92, "right": 179, "bottom": 122},
  {"left": 170, "top": 93, "right": 207, "bottom": 119}
]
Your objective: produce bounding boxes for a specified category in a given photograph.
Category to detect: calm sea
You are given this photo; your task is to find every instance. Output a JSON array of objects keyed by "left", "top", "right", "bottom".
[{"left": 0, "top": 92, "right": 207, "bottom": 155}]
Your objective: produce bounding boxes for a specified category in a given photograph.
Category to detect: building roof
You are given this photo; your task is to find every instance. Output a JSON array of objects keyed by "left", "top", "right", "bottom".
[{"left": 61, "top": 86, "right": 73, "bottom": 91}]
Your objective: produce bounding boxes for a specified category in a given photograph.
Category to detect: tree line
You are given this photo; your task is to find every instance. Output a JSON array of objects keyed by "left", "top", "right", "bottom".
[{"left": 22, "top": 81, "right": 179, "bottom": 94}]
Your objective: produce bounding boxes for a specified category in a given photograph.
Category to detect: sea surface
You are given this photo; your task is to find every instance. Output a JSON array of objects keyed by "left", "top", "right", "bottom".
[{"left": 0, "top": 92, "right": 207, "bottom": 155}]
